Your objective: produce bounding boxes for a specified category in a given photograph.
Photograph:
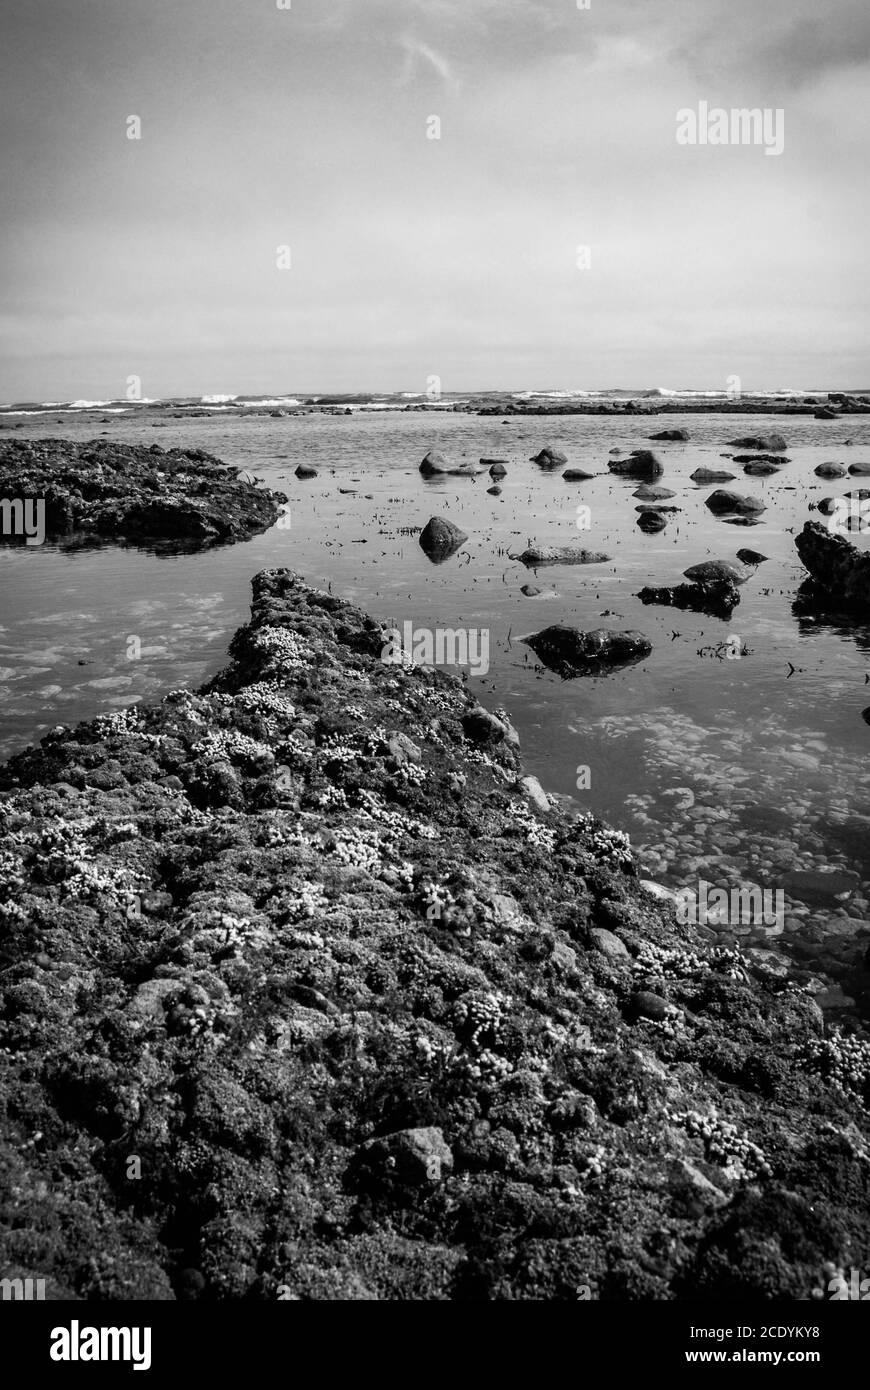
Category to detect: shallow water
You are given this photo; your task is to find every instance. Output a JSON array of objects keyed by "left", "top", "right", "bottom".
[{"left": 2, "top": 409, "right": 870, "bottom": 1014}]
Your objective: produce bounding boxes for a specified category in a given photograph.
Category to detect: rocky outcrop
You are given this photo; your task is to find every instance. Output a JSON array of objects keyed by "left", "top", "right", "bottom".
[
  {"left": 0, "top": 571, "right": 868, "bottom": 1300},
  {"left": 0, "top": 438, "right": 286, "bottom": 547},
  {"left": 418, "top": 516, "right": 469, "bottom": 564},
  {"left": 795, "top": 520, "right": 870, "bottom": 609},
  {"left": 522, "top": 624, "right": 652, "bottom": 675}
]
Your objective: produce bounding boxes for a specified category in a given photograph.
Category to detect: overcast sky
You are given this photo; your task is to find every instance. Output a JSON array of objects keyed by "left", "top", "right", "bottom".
[{"left": 1, "top": 0, "right": 868, "bottom": 399}]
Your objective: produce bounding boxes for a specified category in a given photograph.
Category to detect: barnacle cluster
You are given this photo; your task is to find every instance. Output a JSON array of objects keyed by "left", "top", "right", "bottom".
[
  {"left": 453, "top": 990, "right": 509, "bottom": 1049},
  {"left": 799, "top": 1029, "right": 870, "bottom": 1103},
  {"left": 672, "top": 1107, "right": 771, "bottom": 1180},
  {"left": 251, "top": 625, "right": 314, "bottom": 672},
  {"left": 504, "top": 800, "right": 557, "bottom": 851}
]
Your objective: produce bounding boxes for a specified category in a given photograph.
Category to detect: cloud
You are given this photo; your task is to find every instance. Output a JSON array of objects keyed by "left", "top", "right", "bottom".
[{"left": 397, "top": 36, "right": 455, "bottom": 87}]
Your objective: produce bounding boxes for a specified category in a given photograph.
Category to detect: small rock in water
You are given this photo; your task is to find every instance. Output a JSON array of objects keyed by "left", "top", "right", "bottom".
[
  {"left": 736, "top": 548, "right": 768, "bottom": 564},
  {"left": 563, "top": 468, "right": 594, "bottom": 481},
  {"left": 521, "top": 584, "right": 541, "bottom": 596},
  {"left": 637, "top": 510, "right": 668, "bottom": 533},
  {"left": 487, "top": 484, "right": 502, "bottom": 496},
  {"left": 295, "top": 463, "right": 317, "bottom": 479},
  {"left": 683, "top": 559, "right": 753, "bottom": 585},
  {"left": 633, "top": 484, "right": 675, "bottom": 500},
  {"left": 691, "top": 468, "right": 736, "bottom": 484},
  {"left": 649, "top": 428, "right": 689, "bottom": 441},
  {"left": 815, "top": 463, "right": 846, "bottom": 478}
]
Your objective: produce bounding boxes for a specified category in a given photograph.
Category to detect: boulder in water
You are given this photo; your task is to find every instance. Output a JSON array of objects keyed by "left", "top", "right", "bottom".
[
  {"left": 690, "top": 468, "right": 736, "bottom": 484},
  {"left": 516, "top": 545, "right": 610, "bottom": 566},
  {"left": 523, "top": 624, "right": 652, "bottom": 676},
  {"left": 727, "top": 433, "right": 787, "bottom": 452},
  {"left": 608, "top": 450, "right": 664, "bottom": 480},
  {"left": 795, "top": 520, "right": 870, "bottom": 609},
  {"left": 530, "top": 447, "right": 568, "bottom": 468},
  {"left": 705, "top": 489, "right": 766, "bottom": 516},
  {"left": 418, "top": 516, "right": 468, "bottom": 564}
]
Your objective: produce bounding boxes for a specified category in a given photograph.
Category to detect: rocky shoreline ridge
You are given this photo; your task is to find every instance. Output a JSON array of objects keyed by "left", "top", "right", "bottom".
[
  {"left": 0, "top": 439, "right": 286, "bottom": 547},
  {"left": 1, "top": 570, "right": 868, "bottom": 1300}
]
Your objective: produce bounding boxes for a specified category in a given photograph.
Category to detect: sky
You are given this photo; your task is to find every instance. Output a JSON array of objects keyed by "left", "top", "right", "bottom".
[{"left": 1, "top": 0, "right": 868, "bottom": 399}]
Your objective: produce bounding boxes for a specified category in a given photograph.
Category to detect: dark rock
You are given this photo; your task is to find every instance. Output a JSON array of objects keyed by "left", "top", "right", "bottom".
[
  {"left": 461, "top": 706, "right": 510, "bottom": 745},
  {"left": 736, "top": 548, "right": 768, "bottom": 564},
  {"left": 589, "top": 927, "right": 630, "bottom": 960},
  {"left": 742, "top": 461, "right": 782, "bottom": 476},
  {"left": 705, "top": 490, "right": 766, "bottom": 516},
  {"left": 630, "top": 990, "right": 669, "bottom": 1022},
  {"left": 523, "top": 625, "right": 652, "bottom": 675},
  {"left": 814, "top": 408, "right": 839, "bottom": 420},
  {"left": 530, "top": 446, "right": 568, "bottom": 467},
  {"left": 420, "top": 449, "right": 449, "bottom": 476},
  {"left": 691, "top": 468, "right": 736, "bottom": 484},
  {"left": 484, "top": 460, "right": 508, "bottom": 477},
  {"left": 563, "top": 468, "right": 594, "bottom": 481},
  {"left": 637, "top": 580, "right": 740, "bottom": 617},
  {"left": 732, "top": 454, "right": 790, "bottom": 466},
  {"left": 633, "top": 485, "right": 676, "bottom": 501},
  {"left": 608, "top": 450, "right": 664, "bottom": 480},
  {"left": 727, "top": 433, "right": 787, "bottom": 452},
  {"left": 848, "top": 463, "right": 870, "bottom": 476},
  {"left": 520, "top": 584, "right": 541, "bottom": 596},
  {"left": 487, "top": 484, "right": 502, "bottom": 496},
  {"left": 649, "top": 429, "right": 689, "bottom": 441},
  {"left": 294, "top": 464, "right": 317, "bottom": 479},
  {"left": 815, "top": 464, "right": 847, "bottom": 479},
  {"left": 516, "top": 545, "right": 610, "bottom": 566},
  {"left": 637, "top": 510, "right": 668, "bottom": 533},
  {"left": 795, "top": 520, "right": 870, "bottom": 609},
  {"left": 361, "top": 1127, "right": 454, "bottom": 1187},
  {"left": 418, "top": 516, "right": 468, "bottom": 564},
  {"left": 683, "top": 560, "right": 753, "bottom": 585},
  {"left": 0, "top": 438, "right": 286, "bottom": 548}
]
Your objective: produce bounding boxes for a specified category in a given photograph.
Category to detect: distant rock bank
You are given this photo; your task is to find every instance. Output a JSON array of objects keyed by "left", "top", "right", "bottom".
[{"left": 0, "top": 438, "right": 287, "bottom": 547}]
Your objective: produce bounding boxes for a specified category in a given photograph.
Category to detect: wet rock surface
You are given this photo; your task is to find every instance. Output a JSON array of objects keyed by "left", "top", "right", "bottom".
[
  {"left": 523, "top": 624, "right": 653, "bottom": 674},
  {"left": 0, "top": 438, "right": 286, "bottom": 547},
  {"left": 419, "top": 516, "right": 469, "bottom": 564},
  {"left": 795, "top": 520, "right": 870, "bottom": 609},
  {"left": 0, "top": 571, "right": 869, "bottom": 1300}
]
